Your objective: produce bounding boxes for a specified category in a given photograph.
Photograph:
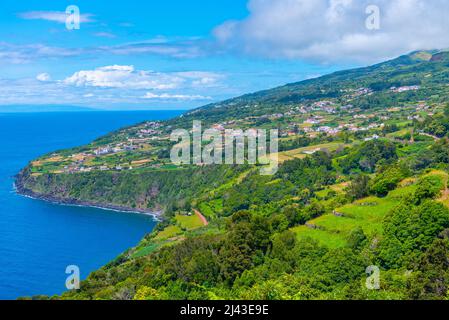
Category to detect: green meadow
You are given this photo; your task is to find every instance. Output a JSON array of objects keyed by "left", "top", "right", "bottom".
[{"left": 292, "top": 172, "right": 447, "bottom": 249}]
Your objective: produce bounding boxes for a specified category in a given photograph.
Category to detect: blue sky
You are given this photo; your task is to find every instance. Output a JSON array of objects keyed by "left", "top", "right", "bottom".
[{"left": 1, "top": 0, "right": 448, "bottom": 110}]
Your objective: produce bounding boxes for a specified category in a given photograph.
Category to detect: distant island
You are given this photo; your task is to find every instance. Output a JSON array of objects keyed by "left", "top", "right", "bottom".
[{"left": 0, "top": 105, "right": 97, "bottom": 113}]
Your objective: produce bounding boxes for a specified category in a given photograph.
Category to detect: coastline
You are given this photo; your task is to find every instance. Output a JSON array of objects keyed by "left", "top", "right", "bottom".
[
  {"left": 13, "top": 180, "right": 164, "bottom": 221},
  {"left": 2, "top": 111, "right": 172, "bottom": 300}
]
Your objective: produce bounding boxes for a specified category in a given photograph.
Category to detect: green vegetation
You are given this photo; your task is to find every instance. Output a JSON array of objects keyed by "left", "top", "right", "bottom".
[
  {"left": 17, "top": 50, "right": 449, "bottom": 300},
  {"left": 154, "top": 225, "right": 183, "bottom": 241},
  {"left": 175, "top": 214, "right": 204, "bottom": 231}
]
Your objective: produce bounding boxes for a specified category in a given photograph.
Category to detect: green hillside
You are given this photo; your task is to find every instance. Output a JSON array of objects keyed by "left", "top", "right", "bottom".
[{"left": 16, "top": 51, "right": 449, "bottom": 300}]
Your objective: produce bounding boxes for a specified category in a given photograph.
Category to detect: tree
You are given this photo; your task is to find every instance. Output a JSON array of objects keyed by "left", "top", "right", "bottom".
[
  {"left": 369, "top": 164, "right": 408, "bottom": 197},
  {"left": 270, "top": 230, "right": 297, "bottom": 261},
  {"left": 431, "top": 138, "right": 449, "bottom": 164},
  {"left": 379, "top": 200, "right": 449, "bottom": 269},
  {"left": 347, "top": 174, "right": 370, "bottom": 200},
  {"left": 281, "top": 204, "right": 302, "bottom": 227},
  {"left": 414, "top": 176, "right": 443, "bottom": 205},
  {"left": 347, "top": 227, "right": 368, "bottom": 251},
  {"left": 408, "top": 239, "right": 449, "bottom": 300},
  {"left": 339, "top": 140, "right": 398, "bottom": 173},
  {"left": 219, "top": 212, "right": 274, "bottom": 284}
]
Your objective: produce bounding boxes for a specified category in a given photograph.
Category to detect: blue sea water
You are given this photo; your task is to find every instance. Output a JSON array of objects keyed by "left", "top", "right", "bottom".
[{"left": 0, "top": 110, "right": 182, "bottom": 300}]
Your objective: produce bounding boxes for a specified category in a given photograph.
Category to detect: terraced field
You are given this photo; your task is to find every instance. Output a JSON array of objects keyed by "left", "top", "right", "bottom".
[
  {"left": 154, "top": 225, "right": 184, "bottom": 241},
  {"left": 132, "top": 212, "right": 208, "bottom": 258},
  {"left": 175, "top": 213, "right": 206, "bottom": 230},
  {"left": 292, "top": 171, "right": 448, "bottom": 248},
  {"left": 274, "top": 142, "right": 349, "bottom": 163}
]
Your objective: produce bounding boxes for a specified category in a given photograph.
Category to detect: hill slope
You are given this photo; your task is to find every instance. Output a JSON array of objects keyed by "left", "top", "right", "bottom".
[{"left": 16, "top": 50, "right": 449, "bottom": 300}]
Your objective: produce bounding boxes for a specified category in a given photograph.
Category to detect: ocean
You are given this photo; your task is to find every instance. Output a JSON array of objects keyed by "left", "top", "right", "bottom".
[{"left": 0, "top": 110, "right": 182, "bottom": 299}]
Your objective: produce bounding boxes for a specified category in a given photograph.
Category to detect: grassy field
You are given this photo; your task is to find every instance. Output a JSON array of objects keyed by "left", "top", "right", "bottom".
[
  {"left": 292, "top": 196, "right": 396, "bottom": 248},
  {"left": 329, "top": 197, "right": 397, "bottom": 234},
  {"left": 132, "top": 243, "right": 163, "bottom": 259},
  {"left": 154, "top": 225, "right": 183, "bottom": 241},
  {"left": 152, "top": 213, "right": 206, "bottom": 242},
  {"left": 133, "top": 212, "right": 206, "bottom": 258},
  {"left": 291, "top": 225, "right": 348, "bottom": 249},
  {"left": 292, "top": 176, "right": 428, "bottom": 248},
  {"left": 292, "top": 171, "right": 449, "bottom": 248},
  {"left": 275, "top": 142, "right": 348, "bottom": 163},
  {"left": 175, "top": 214, "right": 205, "bottom": 231}
]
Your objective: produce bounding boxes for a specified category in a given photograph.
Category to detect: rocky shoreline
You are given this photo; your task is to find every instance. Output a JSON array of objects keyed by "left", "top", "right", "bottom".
[{"left": 14, "top": 171, "right": 163, "bottom": 220}]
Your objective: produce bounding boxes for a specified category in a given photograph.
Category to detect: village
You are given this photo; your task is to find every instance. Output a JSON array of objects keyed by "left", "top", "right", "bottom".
[{"left": 30, "top": 87, "right": 439, "bottom": 176}]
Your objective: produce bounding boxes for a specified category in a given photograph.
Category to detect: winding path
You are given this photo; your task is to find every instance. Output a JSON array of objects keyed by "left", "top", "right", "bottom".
[
  {"left": 419, "top": 132, "right": 441, "bottom": 141},
  {"left": 193, "top": 209, "right": 209, "bottom": 226}
]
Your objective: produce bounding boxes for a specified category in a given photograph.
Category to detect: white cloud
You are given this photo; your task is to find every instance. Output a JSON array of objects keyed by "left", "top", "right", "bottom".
[
  {"left": 0, "top": 65, "right": 226, "bottom": 107},
  {"left": 106, "top": 40, "right": 202, "bottom": 58},
  {"left": 0, "top": 37, "right": 204, "bottom": 64},
  {"left": 143, "top": 92, "right": 212, "bottom": 101},
  {"left": 18, "top": 11, "right": 94, "bottom": 24},
  {"left": 36, "top": 73, "right": 51, "bottom": 82},
  {"left": 214, "top": 0, "right": 449, "bottom": 63},
  {"left": 0, "top": 77, "right": 214, "bottom": 106},
  {"left": 176, "top": 71, "right": 223, "bottom": 87},
  {"left": 0, "top": 78, "right": 80, "bottom": 105},
  {"left": 64, "top": 65, "right": 177, "bottom": 89},
  {"left": 63, "top": 65, "right": 222, "bottom": 90},
  {"left": 0, "top": 42, "right": 82, "bottom": 64}
]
